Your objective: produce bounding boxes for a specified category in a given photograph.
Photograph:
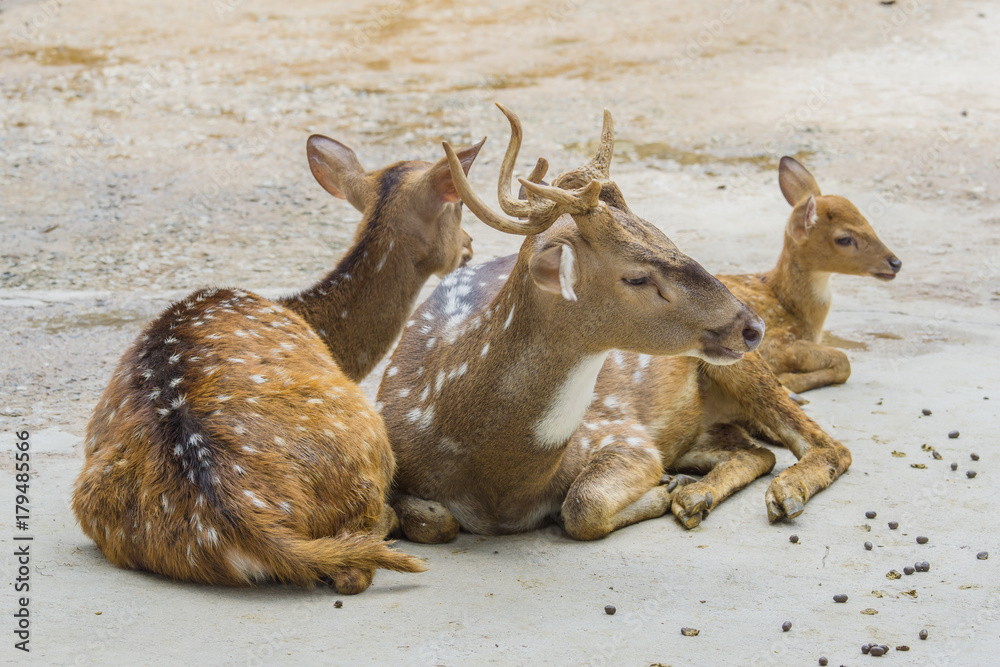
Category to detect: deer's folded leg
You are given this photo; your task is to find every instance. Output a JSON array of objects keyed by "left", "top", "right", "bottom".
[
  {"left": 393, "top": 495, "right": 461, "bottom": 544},
  {"left": 770, "top": 340, "right": 851, "bottom": 393},
  {"left": 561, "top": 440, "right": 667, "bottom": 541},
  {"left": 668, "top": 423, "right": 777, "bottom": 529}
]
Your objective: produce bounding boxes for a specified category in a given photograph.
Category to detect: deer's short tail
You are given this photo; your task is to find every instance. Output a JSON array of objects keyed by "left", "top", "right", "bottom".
[{"left": 229, "top": 523, "right": 427, "bottom": 588}]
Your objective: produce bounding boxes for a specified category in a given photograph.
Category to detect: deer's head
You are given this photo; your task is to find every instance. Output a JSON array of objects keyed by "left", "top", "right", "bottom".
[
  {"left": 444, "top": 105, "right": 763, "bottom": 364},
  {"left": 779, "top": 156, "right": 901, "bottom": 281},
  {"left": 306, "top": 134, "right": 484, "bottom": 277}
]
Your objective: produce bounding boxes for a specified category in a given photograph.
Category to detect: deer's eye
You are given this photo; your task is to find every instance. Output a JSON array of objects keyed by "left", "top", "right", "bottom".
[
  {"left": 836, "top": 236, "right": 853, "bottom": 247},
  {"left": 623, "top": 277, "right": 649, "bottom": 286}
]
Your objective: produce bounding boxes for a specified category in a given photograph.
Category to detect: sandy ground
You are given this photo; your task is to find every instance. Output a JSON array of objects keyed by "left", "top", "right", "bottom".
[{"left": 2, "top": 0, "right": 1000, "bottom": 664}]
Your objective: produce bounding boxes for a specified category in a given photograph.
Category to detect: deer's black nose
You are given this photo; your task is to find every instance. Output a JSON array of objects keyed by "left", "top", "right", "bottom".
[{"left": 888, "top": 256, "right": 902, "bottom": 272}]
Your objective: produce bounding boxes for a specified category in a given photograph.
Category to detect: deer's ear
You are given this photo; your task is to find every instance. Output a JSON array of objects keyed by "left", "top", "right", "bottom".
[
  {"left": 307, "top": 135, "right": 374, "bottom": 212},
  {"left": 425, "top": 137, "right": 486, "bottom": 204},
  {"left": 529, "top": 244, "right": 578, "bottom": 302},
  {"left": 778, "top": 156, "right": 821, "bottom": 206},
  {"left": 788, "top": 195, "right": 819, "bottom": 241}
]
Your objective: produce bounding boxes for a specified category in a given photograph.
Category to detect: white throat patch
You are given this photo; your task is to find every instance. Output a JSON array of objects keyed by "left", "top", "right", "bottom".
[{"left": 533, "top": 352, "right": 609, "bottom": 448}]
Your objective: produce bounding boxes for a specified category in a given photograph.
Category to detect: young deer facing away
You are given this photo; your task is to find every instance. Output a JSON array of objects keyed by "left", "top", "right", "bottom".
[
  {"left": 72, "top": 135, "right": 484, "bottom": 592},
  {"left": 719, "top": 157, "right": 901, "bottom": 394},
  {"left": 378, "top": 105, "right": 767, "bottom": 543}
]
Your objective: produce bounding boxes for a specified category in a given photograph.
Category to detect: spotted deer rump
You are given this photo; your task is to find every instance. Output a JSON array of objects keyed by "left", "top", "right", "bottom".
[{"left": 73, "top": 288, "right": 394, "bottom": 585}]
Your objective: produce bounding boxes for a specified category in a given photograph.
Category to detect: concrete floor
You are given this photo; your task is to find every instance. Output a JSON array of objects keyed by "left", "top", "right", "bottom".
[{"left": 2, "top": 0, "right": 999, "bottom": 664}]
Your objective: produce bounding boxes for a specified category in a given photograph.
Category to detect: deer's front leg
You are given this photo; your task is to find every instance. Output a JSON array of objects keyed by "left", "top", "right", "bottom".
[
  {"left": 561, "top": 438, "right": 669, "bottom": 541},
  {"left": 769, "top": 340, "right": 851, "bottom": 393},
  {"left": 668, "top": 424, "right": 777, "bottom": 529},
  {"left": 765, "top": 432, "right": 852, "bottom": 522}
]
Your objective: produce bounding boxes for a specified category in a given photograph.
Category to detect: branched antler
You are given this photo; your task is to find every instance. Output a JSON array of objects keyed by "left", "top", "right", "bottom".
[{"left": 442, "top": 104, "right": 603, "bottom": 236}]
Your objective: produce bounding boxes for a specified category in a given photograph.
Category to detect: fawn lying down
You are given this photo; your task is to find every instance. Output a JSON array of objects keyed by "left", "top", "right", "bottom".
[
  {"left": 719, "top": 156, "right": 901, "bottom": 394},
  {"left": 72, "top": 134, "right": 484, "bottom": 591}
]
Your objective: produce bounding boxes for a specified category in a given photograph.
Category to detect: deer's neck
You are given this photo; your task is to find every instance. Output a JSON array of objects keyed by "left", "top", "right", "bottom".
[
  {"left": 767, "top": 239, "right": 832, "bottom": 340},
  {"left": 279, "top": 225, "right": 422, "bottom": 382},
  {"left": 467, "top": 265, "right": 608, "bottom": 451}
]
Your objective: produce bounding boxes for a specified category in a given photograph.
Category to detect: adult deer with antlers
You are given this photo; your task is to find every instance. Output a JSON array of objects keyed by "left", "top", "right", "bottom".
[
  {"left": 72, "top": 134, "right": 484, "bottom": 591},
  {"left": 379, "top": 105, "right": 772, "bottom": 542},
  {"left": 718, "top": 157, "right": 901, "bottom": 394}
]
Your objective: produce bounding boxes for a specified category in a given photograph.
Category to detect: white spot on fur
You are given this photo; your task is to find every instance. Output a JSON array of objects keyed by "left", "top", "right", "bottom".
[
  {"left": 503, "top": 305, "right": 516, "bottom": 330},
  {"left": 243, "top": 489, "right": 267, "bottom": 508},
  {"left": 481, "top": 343, "right": 490, "bottom": 357},
  {"left": 386, "top": 366, "right": 399, "bottom": 377},
  {"left": 249, "top": 374, "right": 266, "bottom": 384},
  {"left": 226, "top": 549, "right": 270, "bottom": 582}
]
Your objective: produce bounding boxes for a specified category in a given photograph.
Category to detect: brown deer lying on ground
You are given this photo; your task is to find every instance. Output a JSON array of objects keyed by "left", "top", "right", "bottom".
[
  {"left": 719, "top": 157, "right": 901, "bottom": 394},
  {"left": 72, "top": 134, "right": 484, "bottom": 591},
  {"left": 379, "top": 105, "right": 770, "bottom": 543}
]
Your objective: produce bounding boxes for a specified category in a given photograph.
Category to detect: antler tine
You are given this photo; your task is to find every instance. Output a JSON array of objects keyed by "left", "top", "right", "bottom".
[
  {"left": 519, "top": 178, "right": 602, "bottom": 214},
  {"left": 552, "top": 109, "right": 615, "bottom": 189},
  {"left": 587, "top": 109, "right": 614, "bottom": 178},
  {"left": 442, "top": 141, "right": 557, "bottom": 236},
  {"left": 525, "top": 157, "right": 549, "bottom": 185},
  {"left": 495, "top": 103, "right": 534, "bottom": 218}
]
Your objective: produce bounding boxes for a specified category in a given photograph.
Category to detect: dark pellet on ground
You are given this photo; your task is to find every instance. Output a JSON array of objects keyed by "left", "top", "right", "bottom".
[
  {"left": 921, "top": 561, "right": 930, "bottom": 572},
  {"left": 948, "top": 430, "right": 960, "bottom": 438},
  {"left": 916, "top": 536, "right": 929, "bottom": 544},
  {"left": 978, "top": 551, "right": 989, "bottom": 560},
  {"left": 818, "top": 657, "right": 828, "bottom": 666},
  {"left": 862, "top": 643, "right": 871, "bottom": 654},
  {"left": 967, "top": 470, "right": 978, "bottom": 478},
  {"left": 922, "top": 408, "right": 932, "bottom": 415},
  {"left": 951, "top": 462, "right": 959, "bottom": 471},
  {"left": 870, "top": 645, "right": 885, "bottom": 656},
  {"left": 604, "top": 605, "right": 616, "bottom": 615},
  {"left": 971, "top": 453, "right": 980, "bottom": 461},
  {"left": 334, "top": 600, "right": 343, "bottom": 608},
  {"left": 932, "top": 451, "right": 943, "bottom": 460},
  {"left": 919, "top": 629, "right": 928, "bottom": 640},
  {"left": 897, "top": 645, "right": 910, "bottom": 651},
  {"left": 903, "top": 566, "right": 915, "bottom": 575},
  {"left": 833, "top": 594, "right": 848, "bottom": 603},
  {"left": 782, "top": 621, "right": 792, "bottom": 632},
  {"left": 865, "top": 541, "right": 873, "bottom": 551},
  {"left": 888, "top": 521, "right": 899, "bottom": 530},
  {"left": 789, "top": 534, "right": 799, "bottom": 543},
  {"left": 866, "top": 511, "right": 877, "bottom": 519}
]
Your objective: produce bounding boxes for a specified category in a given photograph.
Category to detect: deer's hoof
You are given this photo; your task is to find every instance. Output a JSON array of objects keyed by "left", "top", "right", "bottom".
[
  {"left": 765, "top": 482, "right": 806, "bottom": 523},
  {"left": 661, "top": 474, "right": 698, "bottom": 493},
  {"left": 672, "top": 486, "right": 713, "bottom": 530}
]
